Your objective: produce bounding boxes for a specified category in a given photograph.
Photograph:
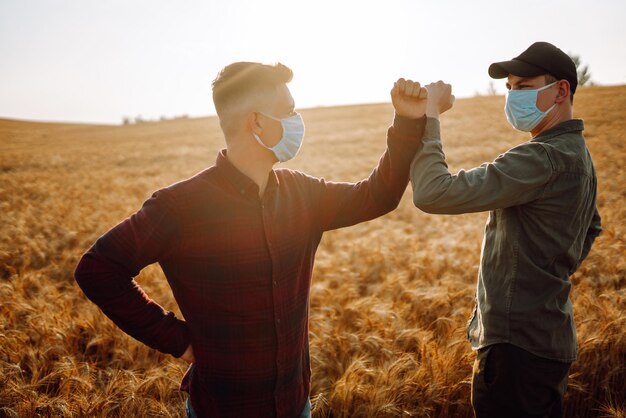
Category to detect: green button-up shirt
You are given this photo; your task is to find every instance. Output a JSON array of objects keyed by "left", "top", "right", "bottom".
[{"left": 410, "top": 118, "right": 601, "bottom": 362}]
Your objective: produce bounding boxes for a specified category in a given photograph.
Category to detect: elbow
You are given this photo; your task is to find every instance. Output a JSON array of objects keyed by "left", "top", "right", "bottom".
[
  {"left": 74, "top": 251, "right": 103, "bottom": 298},
  {"left": 372, "top": 188, "right": 402, "bottom": 215},
  {"left": 412, "top": 189, "right": 437, "bottom": 213},
  {"left": 413, "top": 200, "right": 439, "bottom": 214},
  {"left": 386, "top": 194, "right": 403, "bottom": 212},
  {"left": 412, "top": 192, "right": 427, "bottom": 210},
  {"left": 411, "top": 177, "right": 436, "bottom": 208},
  {"left": 412, "top": 191, "right": 452, "bottom": 214},
  {"left": 74, "top": 253, "right": 91, "bottom": 290},
  {"left": 411, "top": 177, "right": 455, "bottom": 214}
]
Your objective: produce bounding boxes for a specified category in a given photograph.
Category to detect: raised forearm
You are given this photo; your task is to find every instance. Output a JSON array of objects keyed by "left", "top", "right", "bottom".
[{"left": 410, "top": 118, "right": 553, "bottom": 214}]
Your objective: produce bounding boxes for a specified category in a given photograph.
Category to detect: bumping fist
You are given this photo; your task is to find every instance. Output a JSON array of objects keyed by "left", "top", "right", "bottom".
[
  {"left": 425, "top": 81, "right": 455, "bottom": 118},
  {"left": 391, "top": 78, "right": 428, "bottom": 119}
]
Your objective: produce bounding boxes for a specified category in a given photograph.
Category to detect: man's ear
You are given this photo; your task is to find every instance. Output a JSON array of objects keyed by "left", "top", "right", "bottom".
[
  {"left": 247, "top": 111, "right": 263, "bottom": 135},
  {"left": 555, "top": 80, "right": 571, "bottom": 104}
]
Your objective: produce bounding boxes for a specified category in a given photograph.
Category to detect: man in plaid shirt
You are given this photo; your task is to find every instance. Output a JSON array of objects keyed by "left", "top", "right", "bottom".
[{"left": 74, "top": 62, "right": 432, "bottom": 417}]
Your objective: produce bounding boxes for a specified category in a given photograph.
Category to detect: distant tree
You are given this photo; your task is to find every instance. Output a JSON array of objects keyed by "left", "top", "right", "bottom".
[
  {"left": 569, "top": 53, "right": 592, "bottom": 87},
  {"left": 487, "top": 81, "right": 498, "bottom": 96},
  {"left": 122, "top": 116, "right": 131, "bottom": 125}
]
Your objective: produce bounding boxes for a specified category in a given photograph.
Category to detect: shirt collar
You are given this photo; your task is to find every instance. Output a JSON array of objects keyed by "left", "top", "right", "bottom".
[
  {"left": 532, "top": 119, "right": 585, "bottom": 142},
  {"left": 215, "top": 149, "right": 280, "bottom": 196}
]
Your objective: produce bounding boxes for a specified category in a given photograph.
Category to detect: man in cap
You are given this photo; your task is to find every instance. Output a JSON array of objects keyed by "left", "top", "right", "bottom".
[
  {"left": 74, "top": 61, "right": 431, "bottom": 418},
  {"left": 409, "top": 42, "right": 602, "bottom": 417}
]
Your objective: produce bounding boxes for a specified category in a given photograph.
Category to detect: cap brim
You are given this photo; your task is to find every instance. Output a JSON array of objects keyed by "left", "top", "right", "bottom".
[{"left": 488, "top": 59, "right": 546, "bottom": 79}]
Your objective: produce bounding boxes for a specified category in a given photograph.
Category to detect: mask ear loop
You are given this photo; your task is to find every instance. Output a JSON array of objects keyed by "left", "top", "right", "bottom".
[
  {"left": 258, "top": 112, "right": 282, "bottom": 122},
  {"left": 253, "top": 133, "right": 273, "bottom": 150},
  {"left": 539, "top": 81, "right": 559, "bottom": 115},
  {"left": 252, "top": 112, "right": 281, "bottom": 150},
  {"left": 537, "top": 81, "right": 558, "bottom": 92},
  {"left": 542, "top": 103, "right": 557, "bottom": 116}
]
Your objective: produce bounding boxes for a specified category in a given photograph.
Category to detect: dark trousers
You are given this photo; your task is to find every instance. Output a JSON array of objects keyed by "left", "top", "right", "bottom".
[
  {"left": 186, "top": 398, "right": 312, "bottom": 418},
  {"left": 471, "top": 343, "right": 571, "bottom": 418}
]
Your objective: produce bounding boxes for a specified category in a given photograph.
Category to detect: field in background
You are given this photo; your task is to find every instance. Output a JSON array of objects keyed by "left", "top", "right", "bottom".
[{"left": 1, "top": 85, "right": 624, "bottom": 417}]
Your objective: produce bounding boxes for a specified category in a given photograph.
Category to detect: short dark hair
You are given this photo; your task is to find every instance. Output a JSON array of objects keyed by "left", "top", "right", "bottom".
[
  {"left": 212, "top": 62, "right": 293, "bottom": 117},
  {"left": 544, "top": 74, "right": 574, "bottom": 104}
]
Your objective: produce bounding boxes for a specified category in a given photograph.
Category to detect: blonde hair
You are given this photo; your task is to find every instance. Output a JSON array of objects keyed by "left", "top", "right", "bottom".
[{"left": 212, "top": 62, "right": 293, "bottom": 137}]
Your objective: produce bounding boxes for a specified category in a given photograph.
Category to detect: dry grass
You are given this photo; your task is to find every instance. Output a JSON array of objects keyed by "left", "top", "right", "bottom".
[{"left": 1, "top": 85, "right": 624, "bottom": 417}]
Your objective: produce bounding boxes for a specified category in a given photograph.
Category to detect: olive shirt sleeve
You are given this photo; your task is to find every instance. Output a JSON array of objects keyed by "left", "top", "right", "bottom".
[{"left": 409, "top": 118, "right": 553, "bottom": 214}]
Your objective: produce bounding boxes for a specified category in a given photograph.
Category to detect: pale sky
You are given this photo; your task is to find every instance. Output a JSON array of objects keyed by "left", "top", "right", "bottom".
[{"left": 1, "top": 0, "right": 625, "bottom": 124}]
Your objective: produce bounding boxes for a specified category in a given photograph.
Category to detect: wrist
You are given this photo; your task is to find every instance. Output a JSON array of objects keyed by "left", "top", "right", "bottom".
[
  {"left": 426, "top": 106, "right": 440, "bottom": 120},
  {"left": 392, "top": 113, "right": 427, "bottom": 136},
  {"left": 395, "top": 110, "right": 425, "bottom": 119}
]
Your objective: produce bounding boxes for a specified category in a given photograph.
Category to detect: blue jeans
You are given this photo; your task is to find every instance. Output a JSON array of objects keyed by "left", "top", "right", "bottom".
[{"left": 186, "top": 398, "right": 311, "bottom": 418}]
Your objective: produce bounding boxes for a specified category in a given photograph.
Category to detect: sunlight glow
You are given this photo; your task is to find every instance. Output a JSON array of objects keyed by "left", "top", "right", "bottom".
[{"left": 0, "top": 0, "right": 624, "bottom": 124}]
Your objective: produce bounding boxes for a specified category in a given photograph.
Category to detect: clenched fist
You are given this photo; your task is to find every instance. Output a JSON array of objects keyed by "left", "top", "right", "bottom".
[
  {"left": 425, "top": 81, "right": 455, "bottom": 118},
  {"left": 391, "top": 78, "right": 428, "bottom": 119}
]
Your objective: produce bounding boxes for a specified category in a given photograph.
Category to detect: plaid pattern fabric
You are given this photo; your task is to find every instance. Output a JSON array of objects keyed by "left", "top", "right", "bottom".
[{"left": 74, "top": 115, "right": 424, "bottom": 417}]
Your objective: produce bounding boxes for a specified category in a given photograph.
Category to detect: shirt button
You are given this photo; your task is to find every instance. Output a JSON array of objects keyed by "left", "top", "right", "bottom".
[
  {"left": 276, "top": 318, "right": 281, "bottom": 324},
  {"left": 273, "top": 280, "right": 278, "bottom": 287}
]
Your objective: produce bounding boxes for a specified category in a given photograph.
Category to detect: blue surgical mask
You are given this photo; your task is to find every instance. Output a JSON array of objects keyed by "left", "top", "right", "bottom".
[
  {"left": 504, "top": 81, "right": 557, "bottom": 132},
  {"left": 253, "top": 112, "right": 305, "bottom": 162}
]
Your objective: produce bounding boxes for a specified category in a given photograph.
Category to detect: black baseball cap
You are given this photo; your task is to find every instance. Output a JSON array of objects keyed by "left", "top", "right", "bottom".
[{"left": 488, "top": 41, "right": 578, "bottom": 93}]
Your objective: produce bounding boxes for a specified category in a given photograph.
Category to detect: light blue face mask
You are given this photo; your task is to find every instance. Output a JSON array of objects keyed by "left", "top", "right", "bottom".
[
  {"left": 253, "top": 112, "right": 305, "bottom": 162},
  {"left": 504, "top": 81, "right": 557, "bottom": 132}
]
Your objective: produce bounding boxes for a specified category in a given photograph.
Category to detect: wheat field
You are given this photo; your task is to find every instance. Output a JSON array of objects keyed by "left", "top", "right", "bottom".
[{"left": 1, "top": 85, "right": 624, "bottom": 417}]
